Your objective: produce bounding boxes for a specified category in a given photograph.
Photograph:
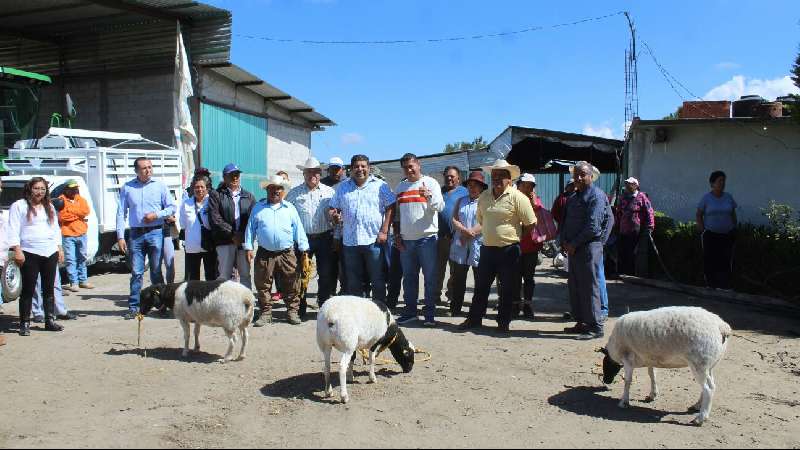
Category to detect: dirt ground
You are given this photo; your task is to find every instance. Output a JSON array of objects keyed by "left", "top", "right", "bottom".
[{"left": 0, "top": 255, "right": 799, "bottom": 449}]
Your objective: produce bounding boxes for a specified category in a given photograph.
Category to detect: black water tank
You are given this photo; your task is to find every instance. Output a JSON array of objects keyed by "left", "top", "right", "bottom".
[{"left": 732, "top": 95, "right": 765, "bottom": 118}]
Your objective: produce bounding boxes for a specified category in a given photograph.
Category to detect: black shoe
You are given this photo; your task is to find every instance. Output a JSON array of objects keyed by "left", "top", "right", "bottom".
[
  {"left": 496, "top": 323, "right": 511, "bottom": 335},
  {"left": 19, "top": 322, "right": 31, "bottom": 337},
  {"left": 44, "top": 319, "right": 64, "bottom": 332},
  {"left": 522, "top": 305, "right": 535, "bottom": 320},
  {"left": 576, "top": 330, "right": 605, "bottom": 341},
  {"left": 57, "top": 312, "right": 78, "bottom": 321},
  {"left": 124, "top": 311, "right": 138, "bottom": 320},
  {"left": 457, "top": 319, "right": 481, "bottom": 331},
  {"left": 562, "top": 312, "right": 573, "bottom": 321},
  {"left": 564, "top": 323, "right": 589, "bottom": 334},
  {"left": 32, "top": 316, "right": 44, "bottom": 324}
]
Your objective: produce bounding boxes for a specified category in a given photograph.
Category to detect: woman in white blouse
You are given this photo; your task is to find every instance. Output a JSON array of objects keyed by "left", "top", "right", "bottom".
[
  {"left": 180, "top": 176, "right": 217, "bottom": 281},
  {"left": 7, "top": 177, "right": 65, "bottom": 336}
]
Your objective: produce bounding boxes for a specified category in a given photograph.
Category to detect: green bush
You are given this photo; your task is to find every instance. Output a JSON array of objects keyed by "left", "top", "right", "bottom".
[{"left": 649, "top": 207, "right": 800, "bottom": 302}]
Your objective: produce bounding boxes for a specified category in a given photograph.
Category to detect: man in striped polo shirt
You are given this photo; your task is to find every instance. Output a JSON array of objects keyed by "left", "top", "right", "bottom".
[{"left": 394, "top": 153, "right": 445, "bottom": 326}]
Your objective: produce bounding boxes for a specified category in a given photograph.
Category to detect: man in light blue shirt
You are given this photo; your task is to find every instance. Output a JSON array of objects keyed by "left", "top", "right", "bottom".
[
  {"left": 116, "top": 157, "right": 176, "bottom": 319},
  {"left": 246, "top": 176, "right": 309, "bottom": 326},
  {"left": 329, "top": 155, "right": 395, "bottom": 305}
]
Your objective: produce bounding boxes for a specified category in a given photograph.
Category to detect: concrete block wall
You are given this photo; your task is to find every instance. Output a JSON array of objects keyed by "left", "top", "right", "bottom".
[
  {"left": 36, "top": 71, "right": 174, "bottom": 146},
  {"left": 268, "top": 118, "right": 312, "bottom": 187}
]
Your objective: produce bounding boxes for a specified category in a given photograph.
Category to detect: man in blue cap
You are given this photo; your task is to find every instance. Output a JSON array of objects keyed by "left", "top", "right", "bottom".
[{"left": 209, "top": 163, "right": 256, "bottom": 288}]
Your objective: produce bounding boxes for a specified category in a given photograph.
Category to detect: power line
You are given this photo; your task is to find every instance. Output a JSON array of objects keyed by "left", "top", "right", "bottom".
[
  {"left": 640, "top": 38, "right": 797, "bottom": 150},
  {"left": 234, "top": 11, "right": 626, "bottom": 45}
]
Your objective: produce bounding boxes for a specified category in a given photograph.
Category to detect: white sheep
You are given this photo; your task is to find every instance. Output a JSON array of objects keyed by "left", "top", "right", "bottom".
[
  {"left": 316, "top": 296, "right": 415, "bottom": 404},
  {"left": 599, "top": 306, "right": 732, "bottom": 426},
  {"left": 140, "top": 280, "right": 255, "bottom": 363}
]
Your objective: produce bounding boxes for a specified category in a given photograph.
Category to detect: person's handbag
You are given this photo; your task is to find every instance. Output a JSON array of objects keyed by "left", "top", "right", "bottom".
[{"left": 532, "top": 208, "right": 558, "bottom": 243}]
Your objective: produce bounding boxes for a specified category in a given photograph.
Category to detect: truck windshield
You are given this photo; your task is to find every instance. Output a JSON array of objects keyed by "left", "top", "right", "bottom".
[{"left": 0, "top": 81, "right": 41, "bottom": 154}]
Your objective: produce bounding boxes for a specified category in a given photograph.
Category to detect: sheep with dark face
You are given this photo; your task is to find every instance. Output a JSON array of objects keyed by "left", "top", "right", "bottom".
[
  {"left": 599, "top": 306, "right": 732, "bottom": 426},
  {"left": 140, "top": 280, "right": 255, "bottom": 363},
  {"left": 316, "top": 296, "right": 415, "bottom": 404}
]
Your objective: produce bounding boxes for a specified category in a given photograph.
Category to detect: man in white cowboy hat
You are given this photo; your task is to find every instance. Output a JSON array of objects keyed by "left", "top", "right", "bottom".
[
  {"left": 286, "top": 157, "right": 337, "bottom": 308},
  {"left": 560, "top": 161, "right": 611, "bottom": 340},
  {"left": 245, "top": 175, "right": 309, "bottom": 326},
  {"left": 459, "top": 160, "right": 536, "bottom": 335},
  {"left": 617, "top": 176, "right": 654, "bottom": 277}
]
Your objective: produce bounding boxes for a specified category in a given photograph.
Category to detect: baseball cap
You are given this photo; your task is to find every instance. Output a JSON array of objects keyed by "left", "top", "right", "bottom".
[
  {"left": 328, "top": 157, "right": 344, "bottom": 168},
  {"left": 65, "top": 179, "right": 80, "bottom": 188},
  {"left": 223, "top": 164, "right": 241, "bottom": 175},
  {"left": 625, "top": 177, "right": 640, "bottom": 186},
  {"left": 519, "top": 173, "right": 537, "bottom": 185}
]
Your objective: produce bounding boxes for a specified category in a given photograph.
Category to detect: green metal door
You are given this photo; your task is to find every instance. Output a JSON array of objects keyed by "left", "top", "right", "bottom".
[{"left": 200, "top": 103, "right": 268, "bottom": 195}]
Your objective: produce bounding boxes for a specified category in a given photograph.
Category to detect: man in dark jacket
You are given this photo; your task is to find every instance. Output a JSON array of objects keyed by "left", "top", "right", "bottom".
[
  {"left": 560, "top": 162, "right": 609, "bottom": 341},
  {"left": 208, "top": 164, "right": 256, "bottom": 288}
]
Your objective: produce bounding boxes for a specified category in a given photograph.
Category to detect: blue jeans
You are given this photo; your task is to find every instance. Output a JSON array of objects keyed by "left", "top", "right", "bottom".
[
  {"left": 343, "top": 244, "right": 386, "bottom": 304},
  {"left": 32, "top": 269, "right": 68, "bottom": 318},
  {"left": 308, "top": 232, "right": 335, "bottom": 306},
  {"left": 162, "top": 236, "right": 176, "bottom": 285},
  {"left": 400, "top": 236, "right": 439, "bottom": 321},
  {"left": 63, "top": 234, "right": 89, "bottom": 285},
  {"left": 128, "top": 228, "right": 165, "bottom": 312},
  {"left": 384, "top": 241, "right": 403, "bottom": 309},
  {"left": 596, "top": 254, "right": 609, "bottom": 317}
]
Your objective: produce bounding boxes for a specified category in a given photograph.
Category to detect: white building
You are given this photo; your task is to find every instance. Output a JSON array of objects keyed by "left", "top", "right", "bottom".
[{"left": 626, "top": 117, "right": 800, "bottom": 225}]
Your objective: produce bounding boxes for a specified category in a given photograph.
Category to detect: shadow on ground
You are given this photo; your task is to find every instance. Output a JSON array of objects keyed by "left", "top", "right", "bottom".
[
  {"left": 104, "top": 346, "right": 224, "bottom": 364},
  {"left": 547, "top": 386, "right": 694, "bottom": 426}
]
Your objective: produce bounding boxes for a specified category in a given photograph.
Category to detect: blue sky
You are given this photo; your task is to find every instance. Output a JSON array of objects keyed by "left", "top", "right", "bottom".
[{"left": 204, "top": 0, "right": 800, "bottom": 163}]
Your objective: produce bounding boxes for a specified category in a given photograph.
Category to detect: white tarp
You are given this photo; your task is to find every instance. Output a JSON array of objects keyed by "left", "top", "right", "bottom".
[
  {"left": 174, "top": 23, "right": 198, "bottom": 183},
  {"left": 47, "top": 127, "right": 144, "bottom": 141}
]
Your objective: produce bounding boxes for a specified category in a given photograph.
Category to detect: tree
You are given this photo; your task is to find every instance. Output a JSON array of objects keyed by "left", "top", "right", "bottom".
[
  {"left": 792, "top": 47, "right": 800, "bottom": 90},
  {"left": 662, "top": 106, "right": 683, "bottom": 120},
  {"left": 443, "top": 136, "right": 488, "bottom": 154}
]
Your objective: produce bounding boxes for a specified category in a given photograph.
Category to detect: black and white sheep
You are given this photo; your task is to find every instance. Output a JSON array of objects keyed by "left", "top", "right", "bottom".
[
  {"left": 140, "top": 280, "right": 255, "bottom": 363},
  {"left": 599, "top": 306, "right": 732, "bottom": 426},
  {"left": 316, "top": 296, "right": 415, "bottom": 404}
]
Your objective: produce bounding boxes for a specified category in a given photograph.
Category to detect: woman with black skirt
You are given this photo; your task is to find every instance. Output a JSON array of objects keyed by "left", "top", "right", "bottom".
[{"left": 7, "top": 177, "right": 65, "bottom": 336}]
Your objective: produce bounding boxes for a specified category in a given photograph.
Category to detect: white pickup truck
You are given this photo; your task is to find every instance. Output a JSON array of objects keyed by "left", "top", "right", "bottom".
[{"left": 1, "top": 127, "right": 184, "bottom": 265}]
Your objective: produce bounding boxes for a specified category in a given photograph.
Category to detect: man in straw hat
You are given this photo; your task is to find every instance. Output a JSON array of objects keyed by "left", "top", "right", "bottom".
[
  {"left": 286, "top": 157, "right": 337, "bottom": 308},
  {"left": 458, "top": 160, "right": 536, "bottom": 335},
  {"left": 561, "top": 161, "right": 611, "bottom": 340},
  {"left": 245, "top": 175, "right": 309, "bottom": 326}
]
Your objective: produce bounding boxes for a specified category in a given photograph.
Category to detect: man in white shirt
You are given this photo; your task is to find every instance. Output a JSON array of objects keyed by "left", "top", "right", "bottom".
[
  {"left": 286, "top": 157, "right": 336, "bottom": 308},
  {"left": 394, "top": 154, "right": 445, "bottom": 326}
]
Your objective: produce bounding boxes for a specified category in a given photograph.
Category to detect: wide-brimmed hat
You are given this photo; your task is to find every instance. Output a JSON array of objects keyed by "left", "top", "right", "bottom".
[
  {"left": 261, "top": 175, "right": 290, "bottom": 191},
  {"left": 463, "top": 170, "right": 488, "bottom": 189},
  {"left": 482, "top": 160, "right": 521, "bottom": 181},
  {"left": 624, "top": 177, "right": 640, "bottom": 187},
  {"left": 569, "top": 163, "right": 600, "bottom": 182},
  {"left": 297, "top": 157, "right": 323, "bottom": 172}
]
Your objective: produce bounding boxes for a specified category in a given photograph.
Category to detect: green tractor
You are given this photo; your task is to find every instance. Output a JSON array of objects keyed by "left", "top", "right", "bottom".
[{"left": 0, "top": 67, "right": 52, "bottom": 172}]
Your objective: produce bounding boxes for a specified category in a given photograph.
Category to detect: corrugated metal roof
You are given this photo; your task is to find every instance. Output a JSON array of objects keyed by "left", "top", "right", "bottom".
[
  {"left": 0, "top": 0, "right": 231, "bottom": 75},
  {"left": 209, "top": 64, "right": 335, "bottom": 126}
]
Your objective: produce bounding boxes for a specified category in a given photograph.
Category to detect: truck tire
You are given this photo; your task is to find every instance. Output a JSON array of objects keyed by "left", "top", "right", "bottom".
[{"left": 2, "top": 260, "right": 23, "bottom": 302}]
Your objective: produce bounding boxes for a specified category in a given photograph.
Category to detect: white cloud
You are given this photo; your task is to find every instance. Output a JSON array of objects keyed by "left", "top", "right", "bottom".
[
  {"left": 715, "top": 62, "right": 742, "bottom": 71},
  {"left": 583, "top": 124, "right": 616, "bottom": 140},
  {"left": 704, "top": 75, "right": 799, "bottom": 101},
  {"left": 341, "top": 132, "right": 365, "bottom": 146}
]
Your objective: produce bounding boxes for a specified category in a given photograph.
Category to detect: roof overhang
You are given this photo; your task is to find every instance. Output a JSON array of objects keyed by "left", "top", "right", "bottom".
[
  {"left": 0, "top": 0, "right": 232, "bottom": 75},
  {"left": 207, "top": 64, "right": 336, "bottom": 128},
  {"left": 631, "top": 116, "right": 796, "bottom": 129}
]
